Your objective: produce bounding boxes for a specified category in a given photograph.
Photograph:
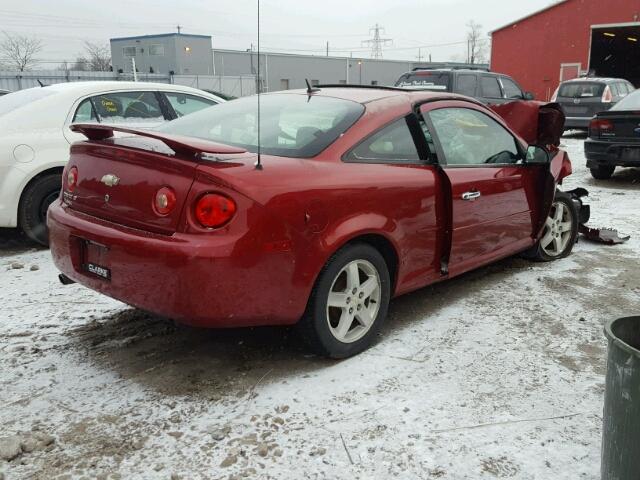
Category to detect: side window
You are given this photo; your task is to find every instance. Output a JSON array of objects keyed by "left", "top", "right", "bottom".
[
  {"left": 164, "top": 93, "right": 217, "bottom": 118},
  {"left": 90, "top": 91, "right": 165, "bottom": 124},
  {"left": 428, "top": 108, "right": 521, "bottom": 166},
  {"left": 501, "top": 77, "right": 523, "bottom": 99},
  {"left": 345, "top": 117, "right": 419, "bottom": 163},
  {"left": 73, "top": 98, "right": 98, "bottom": 123},
  {"left": 480, "top": 76, "right": 503, "bottom": 98},
  {"left": 610, "top": 83, "right": 620, "bottom": 96},
  {"left": 457, "top": 74, "right": 477, "bottom": 97}
]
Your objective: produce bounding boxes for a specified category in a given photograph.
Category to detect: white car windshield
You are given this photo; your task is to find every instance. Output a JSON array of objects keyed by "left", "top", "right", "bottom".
[{"left": 0, "top": 88, "right": 56, "bottom": 117}]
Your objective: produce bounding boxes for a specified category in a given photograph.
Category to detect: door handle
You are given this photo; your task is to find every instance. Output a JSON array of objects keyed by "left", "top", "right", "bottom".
[{"left": 461, "top": 191, "right": 481, "bottom": 201}]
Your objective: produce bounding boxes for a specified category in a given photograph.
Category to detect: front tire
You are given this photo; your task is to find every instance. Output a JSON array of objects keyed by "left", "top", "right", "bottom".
[
  {"left": 298, "top": 243, "right": 391, "bottom": 359},
  {"left": 19, "top": 173, "right": 61, "bottom": 246},
  {"left": 590, "top": 165, "right": 615, "bottom": 180},
  {"left": 529, "top": 191, "right": 578, "bottom": 262}
]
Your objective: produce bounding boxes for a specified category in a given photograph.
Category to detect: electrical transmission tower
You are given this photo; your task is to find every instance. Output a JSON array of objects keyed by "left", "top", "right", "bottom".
[{"left": 362, "top": 24, "right": 393, "bottom": 59}]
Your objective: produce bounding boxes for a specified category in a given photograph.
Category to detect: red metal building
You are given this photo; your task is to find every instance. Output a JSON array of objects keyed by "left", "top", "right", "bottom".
[{"left": 491, "top": 0, "right": 640, "bottom": 101}]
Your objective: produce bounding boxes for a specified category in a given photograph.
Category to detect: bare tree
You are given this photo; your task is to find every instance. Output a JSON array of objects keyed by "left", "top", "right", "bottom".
[
  {"left": 0, "top": 31, "right": 43, "bottom": 71},
  {"left": 82, "top": 41, "right": 111, "bottom": 71},
  {"left": 72, "top": 57, "right": 88, "bottom": 71},
  {"left": 466, "top": 21, "right": 488, "bottom": 64}
]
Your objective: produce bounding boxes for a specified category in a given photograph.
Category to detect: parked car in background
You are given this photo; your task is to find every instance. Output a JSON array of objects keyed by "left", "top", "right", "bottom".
[
  {"left": 49, "top": 86, "right": 576, "bottom": 358},
  {"left": 585, "top": 87, "right": 640, "bottom": 179},
  {"left": 203, "top": 89, "right": 237, "bottom": 101},
  {"left": 0, "top": 81, "right": 224, "bottom": 245},
  {"left": 551, "top": 77, "right": 635, "bottom": 131},
  {"left": 0, "top": 89, "right": 10, "bottom": 97},
  {"left": 395, "top": 68, "right": 534, "bottom": 104}
]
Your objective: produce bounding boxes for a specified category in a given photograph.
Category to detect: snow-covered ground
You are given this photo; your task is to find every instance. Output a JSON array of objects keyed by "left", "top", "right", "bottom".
[{"left": 1, "top": 134, "right": 639, "bottom": 480}]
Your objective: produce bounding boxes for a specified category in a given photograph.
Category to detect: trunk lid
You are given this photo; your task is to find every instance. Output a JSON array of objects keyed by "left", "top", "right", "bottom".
[
  {"left": 593, "top": 111, "right": 640, "bottom": 142},
  {"left": 65, "top": 124, "right": 247, "bottom": 234}
]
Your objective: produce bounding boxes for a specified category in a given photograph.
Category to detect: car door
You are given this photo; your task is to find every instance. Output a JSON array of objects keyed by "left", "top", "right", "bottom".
[{"left": 419, "top": 101, "right": 538, "bottom": 276}]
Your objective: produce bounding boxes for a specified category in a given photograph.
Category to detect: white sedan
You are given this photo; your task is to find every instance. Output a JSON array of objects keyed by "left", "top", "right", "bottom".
[{"left": 0, "top": 81, "right": 225, "bottom": 245}]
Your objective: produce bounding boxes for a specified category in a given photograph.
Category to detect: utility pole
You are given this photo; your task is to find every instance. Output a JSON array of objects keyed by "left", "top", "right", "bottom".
[
  {"left": 362, "top": 24, "right": 393, "bottom": 59},
  {"left": 176, "top": 25, "right": 182, "bottom": 34},
  {"left": 416, "top": 48, "right": 422, "bottom": 62},
  {"left": 326, "top": 41, "right": 329, "bottom": 57}
]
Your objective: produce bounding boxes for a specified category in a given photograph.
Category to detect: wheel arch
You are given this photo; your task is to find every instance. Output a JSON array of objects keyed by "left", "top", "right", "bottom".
[{"left": 18, "top": 166, "right": 64, "bottom": 221}]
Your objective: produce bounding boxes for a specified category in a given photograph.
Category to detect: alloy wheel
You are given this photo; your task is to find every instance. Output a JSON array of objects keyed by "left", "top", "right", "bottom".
[
  {"left": 326, "top": 259, "right": 381, "bottom": 343},
  {"left": 540, "top": 200, "right": 574, "bottom": 257}
]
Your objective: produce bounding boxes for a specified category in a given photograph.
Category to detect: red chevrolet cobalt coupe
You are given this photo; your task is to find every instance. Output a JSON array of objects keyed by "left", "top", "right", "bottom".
[{"left": 49, "top": 87, "right": 577, "bottom": 358}]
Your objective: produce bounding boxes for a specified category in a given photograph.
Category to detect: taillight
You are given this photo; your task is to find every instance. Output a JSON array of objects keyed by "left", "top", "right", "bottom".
[
  {"left": 589, "top": 118, "right": 614, "bottom": 137},
  {"left": 601, "top": 85, "right": 613, "bottom": 103},
  {"left": 67, "top": 166, "right": 78, "bottom": 192},
  {"left": 550, "top": 86, "right": 559, "bottom": 102},
  {"left": 194, "top": 193, "right": 237, "bottom": 228},
  {"left": 153, "top": 187, "right": 177, "bottom": 216}
]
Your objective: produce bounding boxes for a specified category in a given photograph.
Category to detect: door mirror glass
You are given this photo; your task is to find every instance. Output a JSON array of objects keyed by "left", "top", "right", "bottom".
[
  {"left": 524, "top": 91, "right": 535, "bottom": 101},
  {"left": 526, "top": 145, "right": 550, "bottom": 164}
]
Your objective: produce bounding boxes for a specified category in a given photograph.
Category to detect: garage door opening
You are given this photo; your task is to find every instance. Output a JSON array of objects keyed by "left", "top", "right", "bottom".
[{"left": 589, "top": 24, "right": 640, "bottom": 87}]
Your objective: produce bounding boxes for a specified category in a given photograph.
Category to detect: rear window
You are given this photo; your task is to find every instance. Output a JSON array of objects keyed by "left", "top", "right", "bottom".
[
  {"left": 156, "top": 93, "right": 365, "bottom": 158},
  {"left": 395, "top": 71, "right": 451, "bottom": 91},
  {"left": 611, "top": 89, "right": 640, "bottom": 111},
  {"left": 558, "top": 82, "right": 605, "bottom": 98},
  {"left": 0, "top": 88, "right": 55, "bottom": 116}
]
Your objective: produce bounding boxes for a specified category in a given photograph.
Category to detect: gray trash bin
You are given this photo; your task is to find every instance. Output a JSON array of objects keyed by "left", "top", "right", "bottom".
[{"left": 602, "top": 316, "right": 640, "bottom": 480}]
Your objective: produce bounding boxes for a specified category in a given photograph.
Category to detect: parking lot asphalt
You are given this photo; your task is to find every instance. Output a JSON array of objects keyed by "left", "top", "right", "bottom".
[{"left": 1, "top": 134, "right": 639, "bottom": 479}]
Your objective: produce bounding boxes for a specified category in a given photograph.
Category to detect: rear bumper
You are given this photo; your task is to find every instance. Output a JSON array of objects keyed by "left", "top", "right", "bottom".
[
  {"left": 564, "top": 116, "right": 592, "bottom": 129},
  {"left": 47, "top": 201, "right": 306, "bottom": 328},
  {"left": 585, "top": 139, "right": 640, "bottom": 168}
]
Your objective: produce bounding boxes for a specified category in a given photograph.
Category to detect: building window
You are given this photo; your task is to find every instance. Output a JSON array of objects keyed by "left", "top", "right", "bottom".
[
  {"left": 280, "top": 79, "right": 290, "bottom": 90},
  {"left": 123, "top": 46, "right": 136, "bottom": 57},
  {"left": 149, "top": 44, "right": 165, "bottom": 56},
  {"left": 371, "top": 80, "right": 378, "bottom": 86},
  {"left": 311, "top": 79, "right": 320, "bottom": 86}
]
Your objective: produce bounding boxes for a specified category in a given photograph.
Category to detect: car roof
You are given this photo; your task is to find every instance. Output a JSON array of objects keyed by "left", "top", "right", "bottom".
[
  {"left": 562, "top": 77, "right": 629, "bottom": 84},
  {"left": 40, "top": 81, "right": 221, "bottom": 98},
  {"left": 274, "top": 86, "right": 475, "bottom": 105}
]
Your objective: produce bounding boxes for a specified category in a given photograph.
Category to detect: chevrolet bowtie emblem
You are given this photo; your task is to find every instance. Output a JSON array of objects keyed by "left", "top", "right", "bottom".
[{"left": 101, "top": 174, "right": 120, "bottom": 187}]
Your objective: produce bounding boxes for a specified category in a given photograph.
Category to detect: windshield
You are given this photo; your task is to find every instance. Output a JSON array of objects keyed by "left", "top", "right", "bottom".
[
  {"left": 611, "top": 88, "right": 640, "bottom": 111},
  {"left": 395, "top": 71, "right": 451, "bottom": 90},
  {"left": 558, "top": 82, "right": 605, "bottom": 98},
  {"left": 0, "top": 87, "right": 56, "bottom": 116},
  {"left": 156, "top": 93, "right": 364, "bottom": 158}
]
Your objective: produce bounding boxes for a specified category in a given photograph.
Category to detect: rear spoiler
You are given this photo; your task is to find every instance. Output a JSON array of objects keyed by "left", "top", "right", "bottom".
[
  {"left": 70, "top": 124, "right": 247, "bottom": 158},
  {"left": 489, "top": 101, "right": 565, "bottom": 147}
]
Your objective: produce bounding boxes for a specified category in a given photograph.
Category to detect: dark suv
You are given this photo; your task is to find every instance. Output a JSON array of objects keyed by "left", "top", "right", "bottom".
[
  {"left": 394, "top": 68, "right": 534, "bottom": 104},
  {"left": 552, "top": 77, "right": 635, "bottom": 130}
]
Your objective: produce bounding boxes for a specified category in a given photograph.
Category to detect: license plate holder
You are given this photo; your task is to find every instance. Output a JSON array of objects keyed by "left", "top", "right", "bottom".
[{"left": 81, "top": 240, "right": 111, "bottom": 280}]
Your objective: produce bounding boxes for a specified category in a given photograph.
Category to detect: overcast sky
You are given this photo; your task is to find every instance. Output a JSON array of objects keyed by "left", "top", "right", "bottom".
[{"left": 1, "top": 0, "right": 555, "bottom": 66}]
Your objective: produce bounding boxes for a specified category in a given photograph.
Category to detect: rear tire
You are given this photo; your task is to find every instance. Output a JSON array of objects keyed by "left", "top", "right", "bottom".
[
  {"left": 590, "top": 165, "right": 615, "bottom": 180},
  {"left": 18, "top": 173, "right": 61, "bottom": 246},
  {"left": 528, "top": 191, "right": 578, "bottom": 262},
  {"left": 297, "top": 243, "right": 391, "bottom": 359}
]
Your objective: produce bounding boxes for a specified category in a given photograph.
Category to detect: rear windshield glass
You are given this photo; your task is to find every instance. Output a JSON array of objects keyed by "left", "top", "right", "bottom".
[
  {"left": 156, "top": 93, "right": 364, "bottom": 158},
  {"left": 558, "top": 82, "right": 605, "bottom": 98},
  {"left": 395, "top": 71, "right": 451, "bottom": 91},
  {"left": 0, "top": 88, "right": 56, "bottom": 116},
  {"left": 611, "top": 88, "right": 640, "bottom": 111}
]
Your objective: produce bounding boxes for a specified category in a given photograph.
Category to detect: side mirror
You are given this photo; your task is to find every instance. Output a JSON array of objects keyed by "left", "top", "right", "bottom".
[
  {"left": 524, "top": 91, "right": 535, "bottom": 101},
  {"left": 526, "top": 145, "right": 550, "bottom": 164}
]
